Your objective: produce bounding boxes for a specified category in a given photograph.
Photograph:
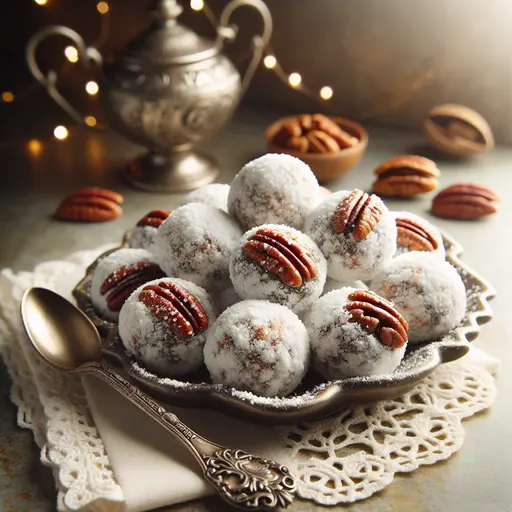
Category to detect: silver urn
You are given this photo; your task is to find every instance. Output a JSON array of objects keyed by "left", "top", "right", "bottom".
[{"left": 26, "top": 0, "right": 272, "bottom": 192}]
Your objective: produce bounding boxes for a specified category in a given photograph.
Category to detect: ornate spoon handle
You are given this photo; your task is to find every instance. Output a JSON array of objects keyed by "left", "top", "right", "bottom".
[{"left": 87, "top": 363, "right": 296, "bottom": 510}]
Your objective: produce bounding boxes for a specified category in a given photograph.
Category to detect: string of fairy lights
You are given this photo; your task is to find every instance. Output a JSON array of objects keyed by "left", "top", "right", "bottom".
[{"left": 3, "top": 0, "right": 335, "bottom": 143}]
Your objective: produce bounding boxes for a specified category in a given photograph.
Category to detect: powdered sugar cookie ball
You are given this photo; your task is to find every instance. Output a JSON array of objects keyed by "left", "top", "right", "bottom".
[
  {"left": 153, "top": 203, "right": 243, "bottom": 290},
  {"left": 392, "top": 211, "right": 445, "bottom": 259},
  {"left": 370, "top": 252, "right": 466, "bottom": 343},
  {"left": 181, "top": 183, "right": 230, "bottom": 213},
  {"left": 204, "top": 300, "right": 310, "bottom": 397},
  {"left": 119, "top": 278, "right": 215, "bottom": 377},
  {"left": 229, "top": 225, "right": 327, "bottom": 313},
  {"left": 228, "top": 154, "right": 320, "bottom": 230},
  {"left": 91, "top": 248, "right": 165, "bottom": 321},
  {"left": 305, "top": 189, "right": 397, "bottom": 282},
  {"left": 127, "top": 210, "right": 172, "bottom": 251},
  {"left": 322, "top": 277, "right": 367, "bottom": 295},
  {"left": 303, "top": 288, "right": 408, "bottom": 379}
]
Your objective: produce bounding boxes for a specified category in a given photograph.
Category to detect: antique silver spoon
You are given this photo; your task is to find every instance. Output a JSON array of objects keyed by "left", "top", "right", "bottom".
[{"left": 21, "top": 287, "right": 296, "bottom": 510}]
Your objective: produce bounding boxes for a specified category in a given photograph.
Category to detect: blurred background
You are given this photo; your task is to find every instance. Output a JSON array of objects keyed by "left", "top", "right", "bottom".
[{"left": 1, "top": 0, "right": 511, "bottom": 145}]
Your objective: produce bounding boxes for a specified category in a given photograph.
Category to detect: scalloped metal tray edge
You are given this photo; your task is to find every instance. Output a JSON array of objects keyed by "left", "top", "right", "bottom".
[{"left": 72, "top": 231, "right": 495, "bottom": 425}]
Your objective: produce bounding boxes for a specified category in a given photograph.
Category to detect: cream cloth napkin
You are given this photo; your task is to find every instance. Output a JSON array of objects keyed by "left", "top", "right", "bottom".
[{"left": 0, "top": 246, "right": 501, "bottom": 512}]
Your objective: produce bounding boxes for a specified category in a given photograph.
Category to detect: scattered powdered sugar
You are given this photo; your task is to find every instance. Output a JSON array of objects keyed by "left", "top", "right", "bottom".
[
  {"left": 118, "top": 277, "right": 216, "bottom": 377},
  {"left": 302, "top": 287, "right": 406, "bottom": 379},
  {"left": 90, "top": 248, "right": 159, "bottom": 321},
  {"left": 391, "top": 210, "right": 445, "bottom": 259},
  {"left": 228, "top": 154, "right": 320, "bottom": 230},
  {"left": 181, "top": 183, "right": 230, "bottom": 213},
  {"left": 370, "top": 251, "right": 467, "bottom": 343},
  {"left": 153, "top": 203, "right": 242, "bottom": 289},
  {"left": 127, "top": 225, "right": 159, "bottom": 252},
  {"left": 305, "top": 191, "right": 397, "bottom": 282},
  {"left": 203, "top": 300, "right": 310, "bottom": 397},
  {"left": 229, "top": 224, "right": 327, "bottom": 313}
]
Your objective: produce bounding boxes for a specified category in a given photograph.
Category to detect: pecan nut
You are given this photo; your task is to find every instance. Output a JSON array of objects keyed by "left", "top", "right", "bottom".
[
  {"left": 55, "top": 187, "right": 124, "bottom": 222},
  {"left": 395, "top": 216, "right": 439, "bottom": 252},
  {"left": 346, "top": 289, "right": 408, "bottom": 348},
  {"left": 372, "top": 155, "right": 440, "bottom": 197},
  {"left": 138, "top": 281, "right": 209, "bottom": 338},
  {"left": 331, "top": 189, "right": 385, "bottom": 240},
  {"left": 307, "top": 130, "right": 340, "bottom": 153},
  {"left": 136, "top": 209, "right": 172, "bottom": 228},
  {"left": 271, "top": 113, "right": 359, "bottom": 153},
  {"left": 100, "top": 261, "right": 166, "bottom": 312},
  {"left": 431, "top": 183, "right": 500, "bottom": 220},
  {"left": 243, "top": 227, "right": 318, "bottom": 287},
  {"left": 424, "top": 103, "right": 494, "bottom": 156}
]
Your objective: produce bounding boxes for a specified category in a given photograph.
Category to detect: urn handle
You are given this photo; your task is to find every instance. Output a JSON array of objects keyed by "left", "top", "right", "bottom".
[
  {"left": 215, "top": 0, "right": 273, "bottom": 96},
  {"left": 26, "top": 25, "right": 103, "bottom": 125}
]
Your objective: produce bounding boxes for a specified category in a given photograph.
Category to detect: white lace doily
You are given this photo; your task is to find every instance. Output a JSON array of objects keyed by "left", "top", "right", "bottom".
[{"left": 0, "top": 247, "right": 499, "bottom": 511}]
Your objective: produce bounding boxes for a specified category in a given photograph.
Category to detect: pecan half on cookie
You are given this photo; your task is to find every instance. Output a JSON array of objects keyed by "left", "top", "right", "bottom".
[
  {"left": 100, "top": 261, "right": 165, "bottom": 312},
  {"left": 346, "top": 289, "right": 408, "bottom": 348},
  {"left": 138, "top": 281, "right": 209, "bottom": 338},
  {"left": 243, "top": 227, "right": 318, "bottom": 287},
  {"left": 331, "top": 189, "right": 385, "bottom": 240}
]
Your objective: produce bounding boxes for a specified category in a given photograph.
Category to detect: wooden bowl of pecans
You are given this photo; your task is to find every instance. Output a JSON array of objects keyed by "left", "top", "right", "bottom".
[{"left": 265, "top": 114, "right": 368, "bottom": 182}]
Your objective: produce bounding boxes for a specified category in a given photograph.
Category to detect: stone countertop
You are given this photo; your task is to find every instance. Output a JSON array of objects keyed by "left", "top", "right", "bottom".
[{"left": 1, "top": 105, "right": 511, "bottom": 512}]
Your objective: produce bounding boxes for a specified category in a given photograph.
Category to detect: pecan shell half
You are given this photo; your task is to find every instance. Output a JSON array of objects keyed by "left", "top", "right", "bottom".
[
  {"left": 431, "top": 183, "right": 500, "bottom": 220},
  {"left": 346, "top": 289, "right": 408, "bottom": 348},
  {"left": 243, "top": 227, "right": 318, "bottom": 288},
  {"left": 100, "top": 261, "right": 165, "bottom": 312},
  {"left": 372, "top": 155, "right": 440, "bottom": 197},
  {"left": 139, "top": 281, "right": 209, "bottom": 338},
  {"left": 331, "top": 189, "right": 385, "bottom": 240},
  {"left": 395, "top": 216, "right": 439, "bottom": 252}
]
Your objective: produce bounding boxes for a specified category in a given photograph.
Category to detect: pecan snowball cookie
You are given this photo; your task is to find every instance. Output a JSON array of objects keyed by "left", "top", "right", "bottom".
[
  {"left": 370, "top": 251, "right": 466, "bottom": 343},
  {"left": 305, "top": 189, "right": 397, "bottom": 282},
  {"left": 228, "top": 153, "right": 320, "bottom": 230},
  {"left": 181, "top": 183, "right": 230, "bottom": 213},
  {"left": 303, "top": 287, "right": 408, "bottom": 379},
  {"left": 391, "top": 211, "right": 445, "bottom": 259},
  {"left": 119, "top": 278, "right": 216, "bottom": 377},
  {"left": 90, "top": 248, "right": 166, "bottom": 321},
  {"left": 204, "top": 300, "right": 310, "bottom": 397},
  {"left": 153, "top": 203, "right": 243, "bottom": 290},
  {"left": 229, "top": 225, "right": 327, "bottom": 313},
  {"left": 127, "top": 210, "right": 172, "bottom": 251}
]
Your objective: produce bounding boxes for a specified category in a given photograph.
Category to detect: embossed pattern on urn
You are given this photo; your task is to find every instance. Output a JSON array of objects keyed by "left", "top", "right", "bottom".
[{"left": 102, "top": 57, "right": 241, "bottom": 154}]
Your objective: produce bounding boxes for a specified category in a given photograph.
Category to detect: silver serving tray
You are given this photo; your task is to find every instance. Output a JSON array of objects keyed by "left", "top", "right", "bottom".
[{"left": 73, "top": 231, "right": 495, "bottom": 425}]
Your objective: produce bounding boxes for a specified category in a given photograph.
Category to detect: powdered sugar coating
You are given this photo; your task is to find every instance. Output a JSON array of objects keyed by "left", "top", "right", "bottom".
[
  {"left": 391, "top": 211, "right": 445, "bottom": 259},
  {"left": 228, "top": 154, "right": 320, "bottom": 230},
  {"left": 370, "top": 252, "right": 466, "bottom": 343},
  {"left": 204, "top": 300, "right": 310, "bottom": 397},
  {"left": 322, "top": 278, "right": 367, "bottom": 295},
  {"left": 90, "top": 248, "right": 160, "bottom": 321},
  {"left": 208, "top": 278, "right": 241, "bottom": 315},
  {"left": 119, "top": 277, "right": 216, "bottom": 377},
  {"left": 153, "top": 203, "right": 243, "bottom": 289},
  {"left": 181, "top": 183, "right": 230, "bottom": 213},
  {"left": 127, "top": 225, "right": 159, "bottom": 252},
  {"left": 303, "top": 287, "right": 406, "bottom": 379},
  {"left": 229, "top": 224, "right": 327, "bottom": 313},
  {"left": 305, "top": 190, "right": 397, "bottom": 281}
]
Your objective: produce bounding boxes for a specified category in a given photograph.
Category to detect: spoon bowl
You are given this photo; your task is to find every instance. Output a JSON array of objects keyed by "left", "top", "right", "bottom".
[{"left": 21, "top": 287, "right": 102, "bottom": 372}]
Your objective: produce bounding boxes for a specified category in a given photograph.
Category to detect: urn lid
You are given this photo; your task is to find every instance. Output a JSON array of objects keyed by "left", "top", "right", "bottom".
[{"left": 115, "top": 0, "right": 218, "bottom": 71}]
